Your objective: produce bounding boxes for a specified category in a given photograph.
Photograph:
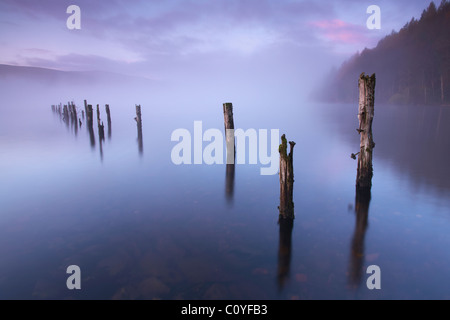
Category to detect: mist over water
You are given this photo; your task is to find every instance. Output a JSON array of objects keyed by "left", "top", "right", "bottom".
[{"left": 1, "top": 72, "right": 450, "bottom": 299}]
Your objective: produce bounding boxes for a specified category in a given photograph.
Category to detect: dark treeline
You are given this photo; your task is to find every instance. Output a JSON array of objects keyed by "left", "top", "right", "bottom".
[{"left": 319, "top": 1, "right": 450, "bottom": 106}]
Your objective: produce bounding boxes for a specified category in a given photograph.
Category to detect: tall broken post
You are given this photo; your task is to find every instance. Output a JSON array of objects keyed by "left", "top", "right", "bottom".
[
  {"left": 96, "top": 104, "right": 104, "bottom": 141},
  {"left": 223, "top": 103, "right": 235, "bottom": 202},
  {"left": 278, "top": 134, "right": 295, "bottom": 219},
  {"left": 277, "top": 134, "right": 295, "bottom": 290},
  {"left": 135, "top": 104, "right": 143, "bottom": 155},
  {"left": 84, "top": 100, "right": 88, "bottom": 119},
  {"left": 355, "top": 73, "right": 376, "bottom": 190},
  {"left": 71, "top": 102, "right": 78, "bottom": 136},
  {"left": 105, "top": 104, "right": 112, "bottom": 139}
]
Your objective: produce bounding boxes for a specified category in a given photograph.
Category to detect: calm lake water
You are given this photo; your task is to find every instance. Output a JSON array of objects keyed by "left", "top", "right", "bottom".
[{"left": 1, "top": 79, "right": 450, "bottom": 300}]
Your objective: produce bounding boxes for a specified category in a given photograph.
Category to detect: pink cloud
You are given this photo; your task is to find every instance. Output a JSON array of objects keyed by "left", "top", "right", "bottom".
[{"left": 309, "top": 19, "right": 367, "bottom": 44}]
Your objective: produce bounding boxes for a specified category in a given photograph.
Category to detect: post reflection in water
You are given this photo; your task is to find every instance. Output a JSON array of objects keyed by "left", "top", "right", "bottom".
[
  {"left": 225, "top": 164, "right": 235, "bottom": 203},
  {"left": 51, "top": 101, "right": 114, "bottom": 161},
  {"left": 277, "top": 215, "right": 293, "bottom": 291},
  {"left": 348, "top": 187, "right": 371, "bottom": 289},
  {"left": 137, "top": 120, "right": 143, "bottom": 156},
  {"left": 225, "top": 137, "right": 235, "bottom": 204}
]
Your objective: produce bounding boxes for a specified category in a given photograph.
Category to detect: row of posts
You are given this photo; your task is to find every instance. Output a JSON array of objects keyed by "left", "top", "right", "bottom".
[
  {"left": 52, "top": 71, "right": 375, "bottom": 220},
  {"left": 224, "top": 73, "right": 376, "bottom": 290},
  {"left": 52, "top": 100, "right": 143, "bottom": 158}
]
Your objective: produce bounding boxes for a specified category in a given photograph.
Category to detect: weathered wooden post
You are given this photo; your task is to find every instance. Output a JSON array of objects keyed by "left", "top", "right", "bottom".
[
  {"left": 63, "top": 104, "right": 69, "bottom": 127},
  {"left": 96, "top": 104, "right": 100, "bottom": 126},
  {"left": 135, "top": 105, "right": 143, "bottom": 155},
  {"left": 223, "top": 103, "right": 235, "bottom": 202},
  {"left": 278, "top": 134, "right": 295, "bottom": 219},
  {"left": 84, "top": 100, "right": 88, "bottom": 119},
  {"left": 135, "top": 104, "right": 142, "bottom": 128},
  {"left": 355, "top": 73, "right": 376, "bottom": 190},
  {"left": 72, "top": 102, "right": 78, "bottom": 135},
  {"left": 86, "top": 105, "right": 93, "bottom": 127},
  {"left": 86, "top": 104, "right": 95, "bottom": 147},
  {"left": 277, "top": 134, "right": 295, "bottom": 289},
  {"left": 223, "top": 103, "right": 235, "bottom": 165},
  {"left": 105, "top": 104, "right": 112, "bottom": 139},
  {"left": 96, "top": 104, "right": 105, "bottom": 142}
]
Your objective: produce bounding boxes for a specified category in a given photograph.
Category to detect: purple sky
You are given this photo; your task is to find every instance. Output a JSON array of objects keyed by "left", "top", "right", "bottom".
[{"left": 0, "top": 0, "right": 434, "bottom": 84}]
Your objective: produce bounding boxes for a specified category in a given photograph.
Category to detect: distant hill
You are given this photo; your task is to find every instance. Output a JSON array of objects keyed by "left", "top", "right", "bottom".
[
  {"left": 318, "top": 0, "right": 450, "bottom": 106},
  {"left": 0, "top": 64, "right": 153, "bottom": 86}
]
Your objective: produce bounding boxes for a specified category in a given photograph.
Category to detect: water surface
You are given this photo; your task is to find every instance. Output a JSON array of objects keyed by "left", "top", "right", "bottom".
[{"left": 1, "top": 80, "right": 450, "bottom": 299}]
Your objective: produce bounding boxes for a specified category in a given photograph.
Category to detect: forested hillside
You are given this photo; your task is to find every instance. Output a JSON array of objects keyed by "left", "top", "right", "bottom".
[{"left": 320, "top": 1, "right": 450, "bottom": 105}]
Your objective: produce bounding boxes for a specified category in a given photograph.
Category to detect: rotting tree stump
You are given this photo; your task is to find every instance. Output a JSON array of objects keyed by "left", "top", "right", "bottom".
[
  {"left": 278, "top": 134, "right": 295, "bottom": 219},
  {"left": 355, "top": 73, "right": 376, "bottom": 190}
]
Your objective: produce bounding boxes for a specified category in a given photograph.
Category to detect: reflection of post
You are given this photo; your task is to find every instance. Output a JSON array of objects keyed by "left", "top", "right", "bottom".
[
  {"left": 277, "top": 216, "right": 293, "bottom": 290},
  {"left": 279, "top": 134, "right": 295, "bottom": 219},
  {"left": 356, "top": 73, "right": 376, "bottom": 190},
  {"left": 348, "top": 187, "right": 371, "bottom": 289},
  {"left": 135, "top": 105, "right": 143, "bottom": 155},
  {"left": 105, "top": 104, "right": 112, "bottom": 140},
  {"left": 225, "top": 163, "right": 235, "bottom": 203}
]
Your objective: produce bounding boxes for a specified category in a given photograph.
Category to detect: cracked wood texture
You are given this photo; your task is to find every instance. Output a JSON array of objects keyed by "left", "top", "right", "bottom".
[
  {"left": 279, "top": 134, "right": 295, "bottom": 219},
  {"left": 356, "top": 73, "right": 376, "bottom": 190}
]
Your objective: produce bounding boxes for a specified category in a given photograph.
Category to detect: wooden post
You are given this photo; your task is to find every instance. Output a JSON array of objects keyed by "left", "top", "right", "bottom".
[
  {"left": 86, "top": 104, "right": 95, "bottom": 147},
  {"left": 356, "top": 73, "right": 376, "bottom": 190},
  {"left": 135, "top": 105, "right": 143, "bottom": 155},
  {"left": 63, "top": 104, "right": 69, "bottom": 127},
  {"left": 96, "top": 104, "right": 101, "bottom": 126},
  {"left": 96, "top": 104, "right": 104, "bottom": 142},
  {"left": 278, "top": 134, "right": 295, "bottom": 219},
  {"left": 105, "top": 104, "right": 112, "bottom": 139},
  {"left": 86, "top": 105, "right": 93, "bottom": 128},
  {"left": 135, "top": 105, "right": 142, "bottom": 128},
  {"left": 223, "top": 103, "right": 235, "bottom": 165},
  {"left": 72, "top": 102, "right": 78, "bottom": 135},
  {"left": 223, "top": 103, "right": 235, "bottom": 201}
]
